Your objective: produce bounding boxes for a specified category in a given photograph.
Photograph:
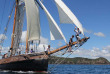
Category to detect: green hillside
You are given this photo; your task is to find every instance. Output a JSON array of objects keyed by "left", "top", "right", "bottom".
[{"left": 49, "top": 56, "right": 110, "bottom": 64}]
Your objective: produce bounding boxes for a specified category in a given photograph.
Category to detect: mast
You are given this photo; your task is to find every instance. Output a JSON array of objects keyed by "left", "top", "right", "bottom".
[
  {"left": 10, "top": 0, "right": 19, "bottom": 55},
  {"left": 25, "top": 32, "right": 29, "bottom": 54}
]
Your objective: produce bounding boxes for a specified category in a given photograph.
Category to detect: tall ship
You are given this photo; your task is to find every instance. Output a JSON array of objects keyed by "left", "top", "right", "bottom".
[{"left": 0, "top": 0, "right": 89, "bottom": 73}]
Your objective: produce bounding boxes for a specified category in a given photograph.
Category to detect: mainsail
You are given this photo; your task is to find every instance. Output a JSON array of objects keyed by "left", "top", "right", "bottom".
[
  {"left": 39, "top": 0, "right": 67, "bottom": 43},
  {"left": 12, "top": 3, "right": 25, "bottom": 55},
  {"left": 55, "top": 0, "right": 84, "bottom": 35},
  {"left": 25, "top": 0, "right": 40, "bottom": 41}
]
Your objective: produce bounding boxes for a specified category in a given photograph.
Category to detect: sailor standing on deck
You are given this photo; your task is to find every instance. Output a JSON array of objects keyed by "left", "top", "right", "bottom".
[
  {"left": 30, "top": 49, "right": 34, "bottom": 53},
  {"left": 74, "top": 27, "right": 81, "bottom": 46},
  {"left": 8, "top": 48, "right": 12, "bottom": 57},
  {"left": 7, "top": 50, "right": 11, "bottom": 57},
  {"left": 17, "top": 48, "right": 21, "bottom": 55}
]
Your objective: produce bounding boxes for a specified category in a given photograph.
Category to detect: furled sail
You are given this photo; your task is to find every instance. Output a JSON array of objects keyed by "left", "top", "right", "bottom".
[
  {"left": 55, "top": 0, "right": 84, "bottom": 35},
  {"left": 25, "top": 0, "right": 40, "bottom": 41},
  {"left": 39, "top": 0, "right": 67, "bottom": 43},
  {"left": 12, "top": 3, "right": 25, "bottom": 55}
]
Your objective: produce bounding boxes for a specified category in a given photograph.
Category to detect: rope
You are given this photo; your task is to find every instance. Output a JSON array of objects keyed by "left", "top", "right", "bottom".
[
  {"left": 13, "top": 3, "right": 25, "bottom": 55},
  {"left": 50, "top": 46, "right": 70, "bottom": 65},
  {"left": 48, "top": 39, "right": 87, "bottom": 73},
  {"left": 0, "top": 1, "right": 16, "bottom": 46},
  {"left": 48, "top": 46, "right": 80, "bottom": 72}
]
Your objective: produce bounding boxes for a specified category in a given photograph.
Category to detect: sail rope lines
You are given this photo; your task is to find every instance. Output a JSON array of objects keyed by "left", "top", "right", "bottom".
[
  {"left": 48, "top": 46, "right": 81, "bottom": 73},
  {"left": 12, "top": 3, "right": 25, "bottom": 55},
  {"left": 48, "top": 46, "right": 70, "bottom": 69},
  {"left": 48, "top": 39, "right": 87, "bottom": 73},
  {"left": 0, "top": 2, "right": 16, "bottom": 46}
]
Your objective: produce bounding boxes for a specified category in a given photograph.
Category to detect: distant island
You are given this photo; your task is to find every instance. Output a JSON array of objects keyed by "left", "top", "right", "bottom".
[{"left": 49, "top": 56, "right": 110, "bottom": 64}]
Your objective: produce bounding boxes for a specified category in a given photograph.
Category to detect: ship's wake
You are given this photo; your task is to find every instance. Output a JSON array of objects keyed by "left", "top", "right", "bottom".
[{"left": 0, "top": 70, "right": 48, "bottom": 74}]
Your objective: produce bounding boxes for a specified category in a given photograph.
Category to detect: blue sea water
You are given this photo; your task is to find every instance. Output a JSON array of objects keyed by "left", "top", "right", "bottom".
[
  {"left": 49, "top": 64, "right": 110, "bottom": 74},
  {"left": 0, "top": 64, "right": 110, "bottom": 74}
]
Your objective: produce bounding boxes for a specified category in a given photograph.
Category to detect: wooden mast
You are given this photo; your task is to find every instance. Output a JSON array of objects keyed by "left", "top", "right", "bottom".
[
  {"left": 48, "top": 37, "right": 90, "bottom": 55},
  {"left": 10, "top": 0, "right": 18, "bottom": 55},
  {"left": 25, "top": 33, "right": 29, "bottom": 54}
]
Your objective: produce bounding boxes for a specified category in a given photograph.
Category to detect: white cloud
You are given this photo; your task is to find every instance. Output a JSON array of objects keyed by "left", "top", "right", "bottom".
[
  {"left": 21, "top": 31, "right": 48, "bottom": 44},
  {"left": 0, "top": 47, "right": 10, "bottom": 53},
  {"left": 94, "top": 32, "right": 105, "bottom": 37},
  {"left": 0, "top": 34, "right": 7, "bottom": 40},
  {"left": 71, "top": 45, "right": 110, "bottom": 61},
  {"left": 83, "top": 28, "right": 106, "bottom": 38}
]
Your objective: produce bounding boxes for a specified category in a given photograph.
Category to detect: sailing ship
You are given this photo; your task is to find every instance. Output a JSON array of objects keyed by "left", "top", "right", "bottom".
[{"left": 0, "top": 0, "right": 89, "bottom": 73}]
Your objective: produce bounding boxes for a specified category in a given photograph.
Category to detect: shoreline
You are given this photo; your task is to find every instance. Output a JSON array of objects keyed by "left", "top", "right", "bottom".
[{"left": 49, "top": 56, "right": 110, "bottom": 65}]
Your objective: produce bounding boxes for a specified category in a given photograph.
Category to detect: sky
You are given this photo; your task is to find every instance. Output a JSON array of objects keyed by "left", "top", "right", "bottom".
[{"left": 0, "top": 0, "right": 110, "bottom": 61}]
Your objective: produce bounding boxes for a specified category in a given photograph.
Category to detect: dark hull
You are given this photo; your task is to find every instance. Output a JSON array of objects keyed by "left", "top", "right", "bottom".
[
  {"left": 0, "top": 53, "right": 49, "bottom": 72},
  {"left": 0, "top": 59, "right": 48, "bottom": 72}
]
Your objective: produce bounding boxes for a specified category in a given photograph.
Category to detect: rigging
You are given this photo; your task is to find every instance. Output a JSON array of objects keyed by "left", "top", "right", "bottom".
[
  {"left": 35, "top": 0, "right": 43, "bottom": 9},
  {"left": 0, "top": 1, "right": 16, "bottom": 46}
]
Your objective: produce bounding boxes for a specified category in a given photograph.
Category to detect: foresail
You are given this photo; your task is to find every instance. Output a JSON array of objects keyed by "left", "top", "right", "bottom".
[
  {"left": 12, "top": 4, "right": 25, "bottom": 54},
  {"left": 55, "top": 0, "right": 84, "bottom": 35},
  {"left": 39, "top": 1, "right": 67, "bottom": 43},
  {"left": 25, "top": 0, "right": 40, "bottom": 41}
]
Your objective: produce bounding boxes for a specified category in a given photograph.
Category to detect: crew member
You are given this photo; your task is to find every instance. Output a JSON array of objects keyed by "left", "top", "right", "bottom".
[
  {"left": 7, "top": 50, "right": 11, "bottom": 57},
  {"left": 30, "top": 49, "right": 34, "bottom": 53},
  {"left": 17, "top": 48, "right": 21, "bottom": 55},
  {"left": 68, "top": 35, "right": 74, "bottom": 52},
  {"left": 74, "top": 27, "right": 81, "bottom": 46}
]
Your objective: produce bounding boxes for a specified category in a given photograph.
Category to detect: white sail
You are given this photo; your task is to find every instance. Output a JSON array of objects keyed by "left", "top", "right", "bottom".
[
  {"left": 12, "top": 4, "right": 25, "bottom": 54},
  {"left": 25, "top": 0, "right": 40, "bottom": 41},
  {"left": 55, "top": 0, "right": 84, "bottom": 35},
  {"left": 39, "top": 0, "right": 67, "bottom": 43}
]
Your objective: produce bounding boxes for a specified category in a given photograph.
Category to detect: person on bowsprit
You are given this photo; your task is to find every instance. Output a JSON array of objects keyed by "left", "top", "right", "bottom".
[
  {"left": 45, "top": 45, "right": 51, "bottom": 55},
  {"left": 74, "top": 27, "right": 81, "bottom": 46},
  {"left": 68, "top": 35, "right": 74, "bottom": 52},
  {"left": 47, "top": 45, "right": 51, "bottom": 52}
]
